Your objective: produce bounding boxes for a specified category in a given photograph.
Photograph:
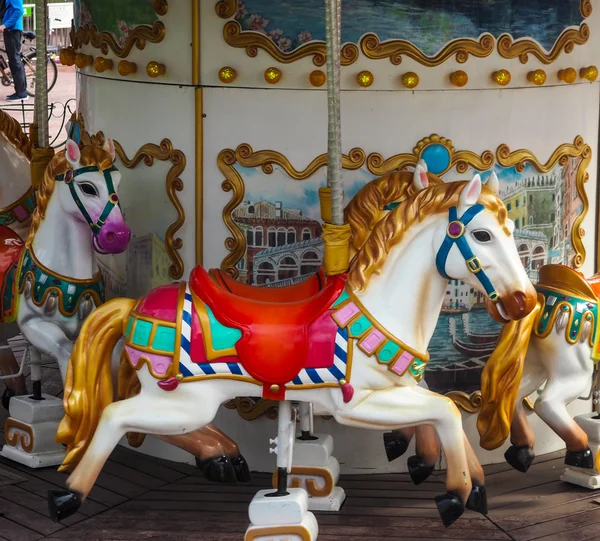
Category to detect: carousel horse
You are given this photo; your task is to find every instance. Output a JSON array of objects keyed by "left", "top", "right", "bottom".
[
  {"left": 0, "top": 122, "right": 250, "bottom": 483},
  {"left": 49, "top": 166, "right": 538, "bottom": 527},
  {"left": 476, "top": 264, "right": 600, "bottom": 473}
]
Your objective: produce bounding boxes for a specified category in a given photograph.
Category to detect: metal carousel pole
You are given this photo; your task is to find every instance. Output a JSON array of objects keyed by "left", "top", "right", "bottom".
[{"left": 29, "top": 0, "right": 55, "bottom": 401}]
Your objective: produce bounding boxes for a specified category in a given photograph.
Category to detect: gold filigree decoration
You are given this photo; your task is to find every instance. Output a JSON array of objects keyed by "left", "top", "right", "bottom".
[
  {"left": 218, "top": 145, "right": 366, "bottom": 277},
  {"left": 360, "top": 33, "right": 494, "bottom": 66},
  {"left": 446, "top": 391, "right": 483, "bottom": 413},
  {"left": 222, "top": 20, "right": 358, "bottom": 67},
  {"left": 367, "top": 134, "right": 494, "bottom": 177},
  {"left": 498, "top": 0, "right": 591, "bottom": 64},
  {"left": 73, "top": 0, "right": 168, "bottom": 58},
  {"left": 224, "top": 398, "right": 279, "bottom": 420},
  {"left": 496, "top": 136, "right": 591, "bottom": 268},
  {"left": 5, "top": 419, "right": 34, "bottom": 452},
  {"left": 114, "top": 139, "right": 187, "bottom": 279}
]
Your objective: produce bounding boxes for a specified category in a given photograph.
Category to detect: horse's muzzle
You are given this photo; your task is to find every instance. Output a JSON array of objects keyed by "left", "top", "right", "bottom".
[{"left": 486, "top": 286, "right": 537, "bottom": 323}]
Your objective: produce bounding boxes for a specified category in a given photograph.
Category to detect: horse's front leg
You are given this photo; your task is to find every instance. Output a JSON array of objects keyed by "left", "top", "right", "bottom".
[
  {"left": 19, "top": 316, "right": 74, "bottom": 384},
  {"left": 158, "top": 424, "right": 251, "bottom": 483},
  {"left": 334, "top": 384, "right": 475, "bottom": 528}
]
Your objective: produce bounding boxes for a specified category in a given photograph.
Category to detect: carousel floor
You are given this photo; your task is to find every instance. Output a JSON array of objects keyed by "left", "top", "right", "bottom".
[{"left": 0, "top": 366, "right": 599, "bottom": 540}]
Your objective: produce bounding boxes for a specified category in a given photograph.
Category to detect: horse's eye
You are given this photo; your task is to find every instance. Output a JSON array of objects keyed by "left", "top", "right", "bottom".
[
  {"left": 473, "top": 230, "right": 492, "bottom": 243},
  {"left": 79, "top": 183, "right": 98, "bottom": 197}
]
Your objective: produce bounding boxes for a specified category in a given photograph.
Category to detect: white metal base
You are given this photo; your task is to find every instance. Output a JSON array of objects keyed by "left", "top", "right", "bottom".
[
  {"left": 0, "top": 394, "right": 65, "bottom": 469},
  {"left": 560, "top": 413, "right": 600, "bottom": 490},
  {"left": 245, "top": 488, "right": 318, "bottom": 541},
  {"left": 288, "top": 434, "right": 347, "bottom": 512}
]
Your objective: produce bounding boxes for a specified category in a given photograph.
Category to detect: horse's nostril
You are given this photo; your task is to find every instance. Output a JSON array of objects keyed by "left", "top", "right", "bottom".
[
  {"left": 106, "top": 232, "right": 116, "bottom": 244},
  {"left": 513, "top": 291, "right": 526, "bottom": 312}
]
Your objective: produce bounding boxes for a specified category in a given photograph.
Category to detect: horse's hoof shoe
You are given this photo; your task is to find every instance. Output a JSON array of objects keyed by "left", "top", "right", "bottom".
[
  {"left": 407, "top": 454, "right": 436, "bottom": 485},
  {"left": 196, "top": 456, "right": 237, "bottom": 484},
  {"left": 435, "top": 492, "right": 465, "bottom": 528},
  {"left": 231, "top": 455, "right": 251, "bottom": 483},
  {"left": 1, "top": 388, "right": 15, "bottom": 411},
  {"left": 48, "top": 489, "right": 81, "bottom": 522},
  {"left": 565, "top": 448, "right": 594, "bottom": 469},
  {"left": 504, "top": 445, "right": 535, "bottom": 473},
  {"left": 383, "top": 431, "right": 410, "bottom": 463},
  {"left": 466, "top": 484, "right": 488, "bottom": 515}
]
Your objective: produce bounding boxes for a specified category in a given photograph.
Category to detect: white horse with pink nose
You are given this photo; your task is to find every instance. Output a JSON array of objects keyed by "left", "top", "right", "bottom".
[{"left": 14, "top": 135, "right": 130, "bottom": 383}]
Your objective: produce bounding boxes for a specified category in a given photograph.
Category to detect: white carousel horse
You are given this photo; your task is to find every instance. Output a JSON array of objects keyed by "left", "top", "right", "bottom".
[
  {"left": 49, "top": 167, "right": 537, "bottom": 528},
  {"left": 477, "top": 264, "right": 600, "bottom": 473}
]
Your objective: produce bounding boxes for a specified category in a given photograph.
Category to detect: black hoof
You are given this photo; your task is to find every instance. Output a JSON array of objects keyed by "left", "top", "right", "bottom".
[
  {"left": 48, "top": 489, "right": 81, "bottom": 522},
  {"left": 466, "top": 484, "right": 488, "bottom": 515},
  {"left": 231, "top": 455, "right": 251, "bottom": 483},
  {"left": 504, "top": 445, "right": 535, "bottom": 473},
  {"left": 565, "top": 448, "right": 594, "bottom": 469},
  {"left": 196, "top": 456, "right": 237, "bottom": 484},
  {"left": 1, "top": 388, "right": 15, "bottom": 411},
  {"left": 407, "top": 454, "right": 436, "bottom": 485},
  {"left": 435, "top": 492, "right": 465, "bottom": 528},
  {"left": 383, "top": 431, "right": 410, "bottom": 462}
]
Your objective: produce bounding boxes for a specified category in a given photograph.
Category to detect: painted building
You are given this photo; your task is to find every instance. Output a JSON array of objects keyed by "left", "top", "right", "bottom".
[
  {"left": 97, "top": 260, "right": 127, "bottom": 300},
  {"left": 444, "top": 279, "right": 472, "bottom": 310},
  {"left": 233, "top": 200, "right": 322, "bottom": 284},
  {"left": 126, "top": 233, "right": 172, "bottom": 299}
]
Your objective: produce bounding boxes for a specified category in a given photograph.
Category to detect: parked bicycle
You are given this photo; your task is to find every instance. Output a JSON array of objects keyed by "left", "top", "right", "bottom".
[{"left": 0, "top": 31, "right": 58, "bottom": 97}]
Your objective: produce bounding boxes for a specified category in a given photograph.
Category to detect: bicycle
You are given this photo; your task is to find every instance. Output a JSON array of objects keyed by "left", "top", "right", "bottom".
[{"left": 0, "top": 31, "right": 58, "bottom": 97}]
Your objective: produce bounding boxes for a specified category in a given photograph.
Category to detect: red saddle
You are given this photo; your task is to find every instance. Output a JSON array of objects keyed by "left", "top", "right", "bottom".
[
  {"left": 0, "top": 226, "right": 24, "bottom": 321},
  {"left": 190, "top": 266, "right": 345, "bottom": 392}
]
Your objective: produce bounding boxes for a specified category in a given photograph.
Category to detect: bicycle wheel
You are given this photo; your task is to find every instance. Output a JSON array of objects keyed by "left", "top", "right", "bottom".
[{"left": 23, "top": 52, "right": 58, "bottom": 97}]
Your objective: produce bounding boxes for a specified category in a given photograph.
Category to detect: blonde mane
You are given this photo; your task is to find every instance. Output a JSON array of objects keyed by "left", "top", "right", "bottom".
[
  {"left": 0, "top": 109, "right": 33, "bottom": 160},
  {"left": 26, "top": 138, "right": 115, "bottom": 248},
  {"left": 347, "top": 181, "right": 508, "bottom": 292},
  {"left": 345, "top": 170, "right": 444, "bottom": 255}
]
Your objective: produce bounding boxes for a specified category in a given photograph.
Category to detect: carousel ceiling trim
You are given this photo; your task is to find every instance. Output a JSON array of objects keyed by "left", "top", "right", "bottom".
[
  {"left": 215, "top": 0, "right": 591, "bottom": 69},
  {"left": 72, "top": 0, "right": 168, "bottom": 59},
  {"left": 496, "top": 136, "right": 591, "bottom": 269},
  {"left": 498, "top": 0, "right": 591, "bottom": 65},
  {"left": 113, "top": 138, "right": 187, "bottom": 280}
]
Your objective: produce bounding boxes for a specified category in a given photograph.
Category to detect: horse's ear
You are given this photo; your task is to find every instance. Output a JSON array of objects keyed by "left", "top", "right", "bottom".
[
  {"left": 65, "top": 139, "right": 80, "bottom": 167},
  {"left": 413, "top": 163, "right": 429, "bottom": 191},
  {"left": 459, "top": 173, "right": 482, "bottom": 213},
  {"left": 104, "top": 137, "right": 116, "bottom": 161},
  {"left": 417, "top": 158, "right": 428, "bottom": 173},
  {"left": 486, "top": 170, "right": 499, "bottom": 194}
]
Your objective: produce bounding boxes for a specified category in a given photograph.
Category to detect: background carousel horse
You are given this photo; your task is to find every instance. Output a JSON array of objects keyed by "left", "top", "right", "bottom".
[
  {"left": 49, "top": 166, "right": 538, "bottom": 528},
  {"left": 0, "top": 111, "right": 37, "bottom": 400},
  {"left": 476, "top": 264, "right": 600, "bottom": 473}
]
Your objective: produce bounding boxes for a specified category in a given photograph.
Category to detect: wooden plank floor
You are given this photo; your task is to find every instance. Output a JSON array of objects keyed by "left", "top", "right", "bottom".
[{"left": 0, "top": 369, "right": 599, "bottom": 539}]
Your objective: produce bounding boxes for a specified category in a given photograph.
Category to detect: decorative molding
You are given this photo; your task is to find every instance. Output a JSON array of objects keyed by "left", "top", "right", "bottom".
[
  {"left": 360, "top": 33, "right": 494, "bottom": 66},
  {"left": 73, "top": 0, "right": 168, "bottom": 58},
  {"left": 446, "top": 391, "right": 483, "bottom": 413},
  {"left": 218, "top": 144, "right": 366, "bottom": 278},
  {"left": 498, "top": 0, "right": 592, "bottom": 64},
  {"left": 224, "top": 397, "right": 278, "bottom": 420},
  {"left": 114, "top": 139, "right": 187, "bottom": 279},
  {"left": 5, "top": 418, "right": 34, "bottom": 452},
  {"left": 496, "top": 135, "right": 591, "bottom": 268}
]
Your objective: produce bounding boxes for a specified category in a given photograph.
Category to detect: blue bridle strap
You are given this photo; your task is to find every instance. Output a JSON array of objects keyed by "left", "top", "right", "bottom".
[{"left": 435, "top": 205, "right": 499, "bottom": 301}]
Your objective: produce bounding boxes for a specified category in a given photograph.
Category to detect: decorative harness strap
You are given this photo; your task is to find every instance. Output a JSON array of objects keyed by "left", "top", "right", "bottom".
[
  {"left": 435, "top": 205, "right": 498, "bottom": 301},
  {"left": 55, "top": 165, "right": 120, "bottom": 235}
]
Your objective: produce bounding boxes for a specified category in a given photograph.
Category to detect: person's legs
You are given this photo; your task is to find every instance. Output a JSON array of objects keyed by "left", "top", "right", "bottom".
[{"left": 4, "top": 29, "right": 26, "bottom": 97}]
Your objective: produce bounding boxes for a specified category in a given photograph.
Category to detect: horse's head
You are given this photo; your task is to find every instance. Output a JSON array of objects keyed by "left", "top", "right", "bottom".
[
  {"left": 431, "top": 169, "right": 537, "bottom": 322},
  {"left": 56, "top": 138, "right": 131, "bottom": 254}
]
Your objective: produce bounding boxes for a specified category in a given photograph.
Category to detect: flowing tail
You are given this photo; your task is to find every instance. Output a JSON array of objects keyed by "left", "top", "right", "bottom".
[
  {"left": 56, "top": 298, "right": 136, "bottom": 471},
  {"left": 477, "top": 299, "right": 542, "bottom": 450}
]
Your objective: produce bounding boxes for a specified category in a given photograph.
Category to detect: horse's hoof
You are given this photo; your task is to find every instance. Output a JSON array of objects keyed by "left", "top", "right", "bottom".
[
  {"left": 466, "top": 484, "right": 488, "bottom": 515},
  {"left": 383, "top": 431, "right": 410, "bottom": 462},
  {"left": 407, "top": 454, "right": 436, "bottom": 485},
  {"left": 565, "top": 448, "right": 594, "bottom": 469},
  {"left": 435, "top": 492, "right": 465, "bottom": 528},
  {"left": 504, "top": 445, "right": 535, "bottom": 473},
  {"left": 231, "top": 455, "right": 251, "bottom": 483},
  {"left": 48, "top": 489, "right": 81, "bottom": 522},
  {"left": 196, "top": 456, "right": 237, "bottom": 484},
  {"left": 1, "top": 388, "right": 15, "bottom": 411}
]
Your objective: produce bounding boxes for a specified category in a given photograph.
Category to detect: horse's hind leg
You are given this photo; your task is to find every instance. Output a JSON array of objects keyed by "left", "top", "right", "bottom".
[
  {"left": 505, "top": 349, "right": 546, "bottom": 473},
  {"left": 407, "top": 425, "right": 439, "bottom": 485},
  {"left": 48, "top": 392, "right": 221, "bottom": 522},
  {"left": 159, "top": 424, "right": 251, "bottom": 483},
  {"left": 383, "top": 427, "right": 415, "bottom": 462}
]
